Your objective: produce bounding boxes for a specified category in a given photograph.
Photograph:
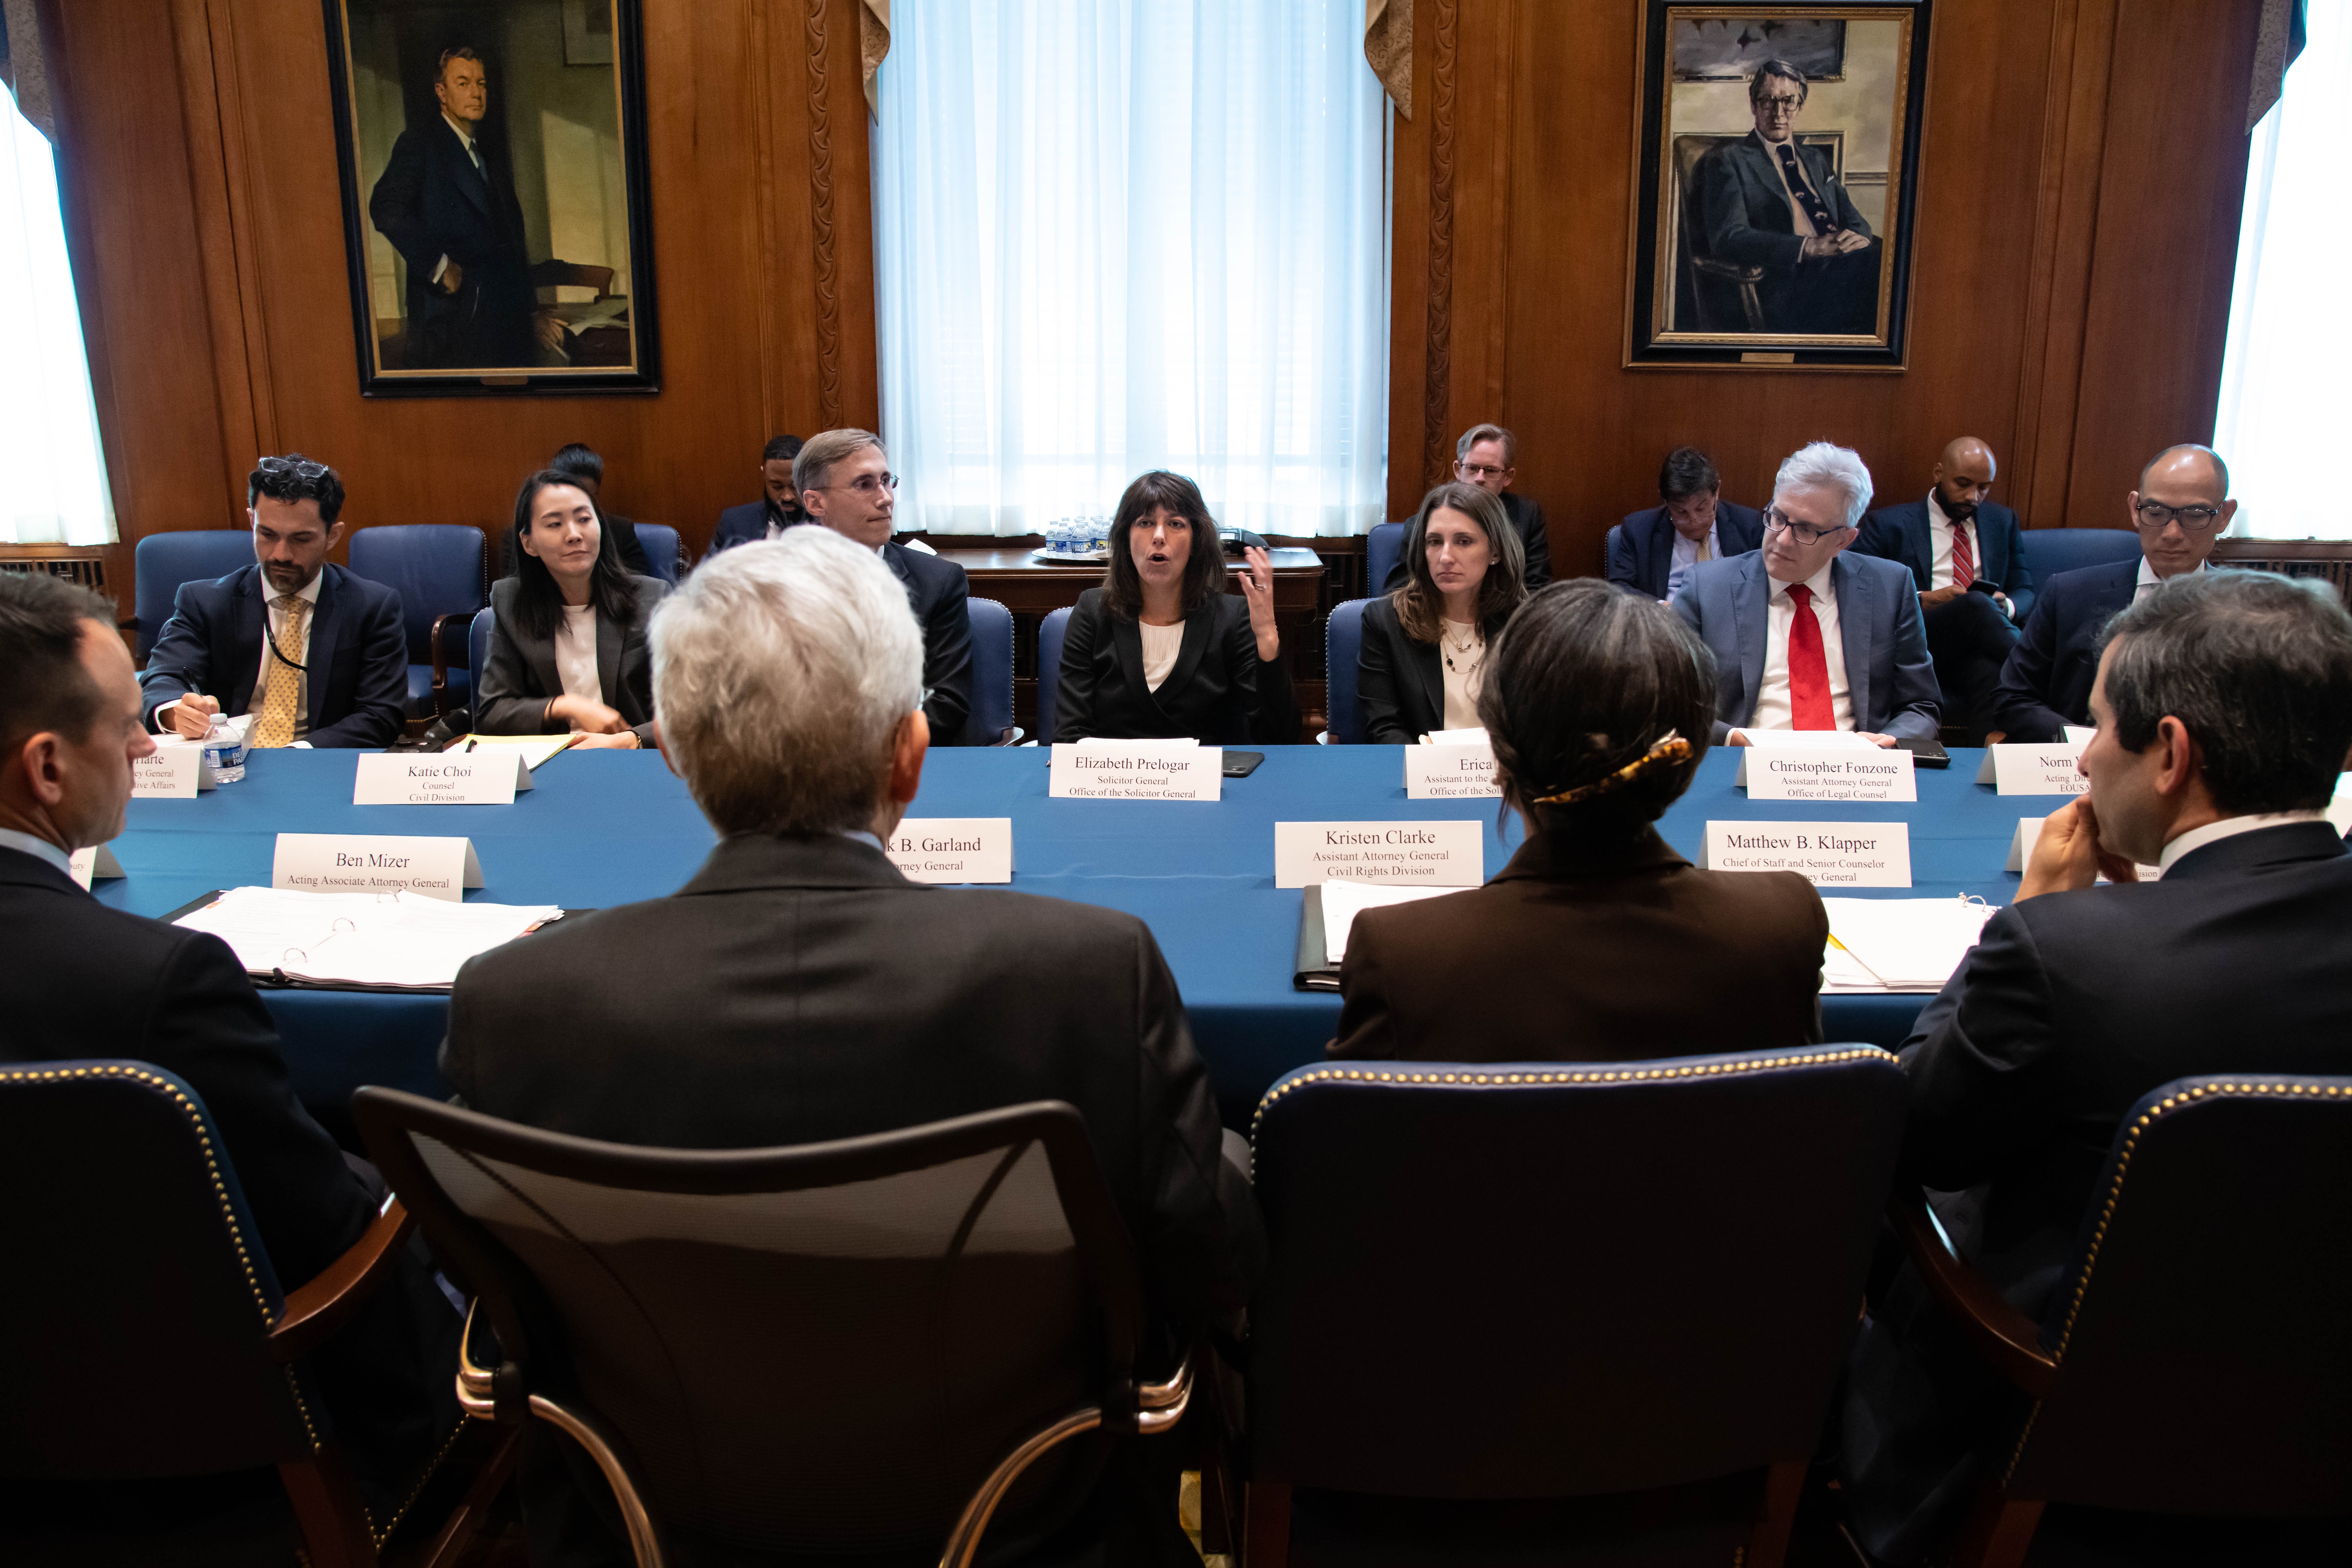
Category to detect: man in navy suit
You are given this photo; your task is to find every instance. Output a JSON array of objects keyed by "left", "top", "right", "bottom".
[
  {"left": 1992, "top": 444, "right": 2235, "bottom": 742},
  {"left": 1693, "top": 59, "right": 1880, "bottom": 335},
  {"left": 1843, "top": 569, "right": 2352, "bottom": 1564},
  {"left": 368, "top": 46, "right": 567, "bottom": 370},
  {"left": 1380, "top": 424, "right": 1552, "bottom": 592},
  {"left": 796, "top": 429, "right": 973, "bottom": 743},
  {"left": 140, "top": 455, "right": 409, "bottom": 750},
  {"left": 1856, "top": 437, "right": 2034, "bottom": 743},
  {"left": 1606, "top": 445, "right": 1767, "bottom": 601},
  {"left": 1671, "top": 441, "right": 1941, "bottom": 744},
  {"left": 709, "top": 433, "right": 808, "bottom": 555}
]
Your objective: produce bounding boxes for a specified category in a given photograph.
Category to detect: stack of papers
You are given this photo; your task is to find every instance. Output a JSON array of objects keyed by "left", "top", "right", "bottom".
[
  {"left": 1819, "top": 897, "right": 1999, "bottom": 992},
  {"left": 1318, "top": 878, "right": 1470, "bottom": 966},
  {"left": 174, "top": 887, "right": 562, "bottom": 991},
  {"left": 1745, "top": 728, "right": 1879, "bottom": 749},
  {"left": 457, "top": 734, "right": 579, "bottom": 770},
  {"left": 1419, "top": 727, "right": 1489, "bottom": 747}
]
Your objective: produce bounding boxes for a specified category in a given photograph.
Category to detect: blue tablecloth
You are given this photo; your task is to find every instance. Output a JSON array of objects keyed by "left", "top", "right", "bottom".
[{"left": 99, "top": 746, "right": 2032, "bottom": 1122}]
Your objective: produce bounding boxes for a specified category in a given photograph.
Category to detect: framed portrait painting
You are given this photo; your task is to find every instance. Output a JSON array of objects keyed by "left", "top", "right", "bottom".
[
  {"left": 323, "top": 0, "right": 659, "bottom": 395},
  {"left": 1624, "top": 3, "right": 1932, "bottom": 371}
]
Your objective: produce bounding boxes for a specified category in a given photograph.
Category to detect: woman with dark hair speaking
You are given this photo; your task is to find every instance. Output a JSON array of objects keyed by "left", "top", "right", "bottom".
[
  {"left": 1329, "top": 579, "right": 1827, "bottom": 1062},
  {"left": 1358, "top": 481, "right": 1528, "bottom": 743},
  {"left": 477, "top": 470, "right": 667, "bottom": 749},
  {"left": 1052, "top": 470, "right": 1298, "bottom": 743}
]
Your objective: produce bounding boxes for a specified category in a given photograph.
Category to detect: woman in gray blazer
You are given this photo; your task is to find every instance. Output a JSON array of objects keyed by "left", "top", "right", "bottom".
[{"left": 478, "top": 469, "right": 667, "bottom": 749}]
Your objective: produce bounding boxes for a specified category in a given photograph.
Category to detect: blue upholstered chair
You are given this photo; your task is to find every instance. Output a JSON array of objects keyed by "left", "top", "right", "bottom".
[
  {"left": 1364, "top": 521, "right": 1408, "bottom": 598},
  {"left": 1898, "top": 1073, "right": 2352, "bottom": 1567},
  {"left": 633, "top": 523, "right": 683, "bottom": 585},
  {"left": 962, "top": 597, "right": 1017, "bottom": 745},
  {"left": 467, "top": 605, "right": 496, "bottom": 720},
  {"left": 348, "top": 524, "right": 488, "bottom": 720},
  {"left": 0, "top": 1060, "right": 501, "bottom": 1564},
  {"left": 1321, "top": 598, "right": 1372, "bottom": 744},
  {"left": 1244, "top": 1046, "right": 1908, "bottom": 1566},
  {"left": 133, "top": 530, "right": 257, "bottom": 663},
  {"left": 1036, "top": 605, "right": 1073, "bottom": 746},
  {"left": 2018, "top": 527, "right": 2140, "bottom": 584}
]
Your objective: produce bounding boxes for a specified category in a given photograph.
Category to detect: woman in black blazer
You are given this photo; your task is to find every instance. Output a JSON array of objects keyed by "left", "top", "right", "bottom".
[
  {"left": 1359, "top": 480, "right": 1528, "bottom": 743},
  {"left": 1053, "top": 470, "right": 1298, "bottom": 744},
  {"left": 478, "top": 470, "right": 667, "bottom": 749}
]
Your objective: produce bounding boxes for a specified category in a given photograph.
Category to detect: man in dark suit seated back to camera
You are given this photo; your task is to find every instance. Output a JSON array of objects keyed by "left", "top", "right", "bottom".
[
  {"left": 1992, "top": 444, "right": 2233, "bottom": 743},
  {"left": 1606, "top": 444, "right": 1767, "bottom": 601},
  {"left": 1841, "top": 568, "right": 2352, "bottom": 1565},
  {"left": 140, "top": 454, "right": 409, "bottom": 750},
  {"left": 0, "top": 572, "right": 456, "bottom": 1517},
  {"left": 1855, "top": 436, "right": 2034, "bottom": 744},
  {"left": 441, "top": 525, "right": 1261, "bottom": 1565},
  {"left": 708, "top": 433, "right": 807, "bottom": 555},
  {"left": 1381, "top": 423, "right": 1553, "bottom": 593},
  {"left": 1671, "top": 440, "right": 1941, "bottom": 746},
  {"left": 1694, "top": 57, "right": 1880, "bottom": 335}
]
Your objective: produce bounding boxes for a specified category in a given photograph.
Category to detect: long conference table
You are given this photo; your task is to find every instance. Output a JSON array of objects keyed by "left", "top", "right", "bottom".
[{"left": 96, "top": 745, "right": 2032, "bottom": 1132}]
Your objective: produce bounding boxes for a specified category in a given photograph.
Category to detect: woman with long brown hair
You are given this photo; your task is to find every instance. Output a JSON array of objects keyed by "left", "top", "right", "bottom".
[{"left": 1356, "top": 481, "right": 1528, "bottom": 743}]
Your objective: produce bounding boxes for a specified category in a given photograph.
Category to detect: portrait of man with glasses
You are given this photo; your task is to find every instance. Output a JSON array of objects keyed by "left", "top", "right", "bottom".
[{"left": 1993, "top": 445, "right": 2238, "bottom": 743}]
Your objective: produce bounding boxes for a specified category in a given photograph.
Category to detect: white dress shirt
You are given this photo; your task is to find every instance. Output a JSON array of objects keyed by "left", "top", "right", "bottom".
[
  {"left": 2157, "top": 810, "right": 2325, "bottom": 872},
  {"left": 1667, "top": 523, "right": 1721, "bottom": 598},
  {"left": 1924, "top": 490, "right": 1978, "bottom": 592},
  {"left": 0, "top": 827, "right": 72, "bottom": 878},
  {"left": 1139, "top": 620, "right": 1183, "bottom": 692},
  {"left": 1760, "top": 132, "right": 1819, "bottom": 238},
  {"left": 2136, "top": 557, "right": 2208, "bottom": 601},
  {"left": 1747, "top": 563, "right": 1855, "bottom": 734},
  {"left": 553, "top": 604, "right": 603, "bottom": 716},
  {"left": 428, "top": 113, "right": 486, "bottom": 285},
  {"left": 249, "top": 571, "right": 323, "bottom": 742}
]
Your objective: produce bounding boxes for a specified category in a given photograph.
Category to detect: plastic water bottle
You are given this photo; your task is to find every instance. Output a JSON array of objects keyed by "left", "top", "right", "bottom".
[{"left": 200, "top": 712, "right": 247, "bottom": 784}]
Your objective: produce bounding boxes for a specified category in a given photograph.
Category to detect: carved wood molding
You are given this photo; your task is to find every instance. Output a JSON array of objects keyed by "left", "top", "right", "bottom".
[
  {"left": 1420, "top": 0, "right": 1458, "bottom": 491},
  {"left": 804, "top": 0, "right": 844, "bottom": 428}
]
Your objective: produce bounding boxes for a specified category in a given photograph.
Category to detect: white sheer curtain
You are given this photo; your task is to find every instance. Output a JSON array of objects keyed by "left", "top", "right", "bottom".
[
  {"left": 0, "top": 83, "right": 114, "bottom": 545},
  {"left": 2215, "top": 3, "right": 2347, "bottom": 540},
  {"left": 872, "top": 0, "right": 1387, "bottom": 538}
]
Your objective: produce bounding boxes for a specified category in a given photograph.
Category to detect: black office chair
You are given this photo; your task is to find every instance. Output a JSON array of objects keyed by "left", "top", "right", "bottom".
[
  {"left": 0, "top": 1060, "right": 496, "bottom": 1568},
  {"left": 352, "top": 1089, "right": 1194, "bottom": 1568},
  {"left": 1245, "top": 1046, "right": 1908, "bottom": 1567},
  {"left": 1896, "top": 1073, "right": 2352, "bottom": 1568}
]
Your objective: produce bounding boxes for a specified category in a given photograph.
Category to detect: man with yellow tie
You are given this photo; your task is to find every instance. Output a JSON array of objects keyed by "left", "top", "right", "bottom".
[{"left": 141, "top": 455, "right": 410, "bottom": 750}]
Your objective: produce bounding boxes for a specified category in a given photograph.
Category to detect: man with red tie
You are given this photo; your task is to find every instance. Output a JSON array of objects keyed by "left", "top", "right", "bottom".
[
  {"left": 1670, "top": 440, "right": 1943, "bottom": 746},
  {"left": 1855, "top": 437, "right": 2035, "bottom": 744}
]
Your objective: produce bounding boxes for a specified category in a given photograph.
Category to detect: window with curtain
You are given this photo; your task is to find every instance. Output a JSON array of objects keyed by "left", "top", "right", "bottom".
[
  {"left": 1, "top": 76, "right": 115, "bottom": 546},
  {"left": 2214, "top": 3, "right": 2338, "bottom": 540},
  {"left": 872, "top": 0, "right": 1388, "bottom": 538}
]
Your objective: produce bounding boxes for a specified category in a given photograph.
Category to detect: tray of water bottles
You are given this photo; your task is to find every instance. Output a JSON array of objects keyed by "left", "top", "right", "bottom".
[{"left": 1032, "top": 517, "right": 1111, "bottom": 564}]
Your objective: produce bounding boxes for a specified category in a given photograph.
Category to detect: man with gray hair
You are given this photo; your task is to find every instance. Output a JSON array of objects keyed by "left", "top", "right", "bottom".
[
  {"left": 440, "top": 526, "right": 1260, "bottom": 1563},
  {"left": 793, "top": 427, "right": 975, "bottom": 743},
  {"left": 1382, "top": 423, "right": 1552, "bottom": 591},
  {"left": 1672, "top": 439, "right": 1940, "bottom": 744},
  {"left": 1843, "top": 569, "right": 2352, "bottom": 1563}
]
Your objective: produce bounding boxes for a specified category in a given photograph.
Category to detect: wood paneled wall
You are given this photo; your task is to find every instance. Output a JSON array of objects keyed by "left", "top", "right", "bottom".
[
  {"left": 1387, "top": 0, "right": 2264, "bottom": 575},
  {"left": 37, "top": 0, "right": 879, "bottom": 600}
]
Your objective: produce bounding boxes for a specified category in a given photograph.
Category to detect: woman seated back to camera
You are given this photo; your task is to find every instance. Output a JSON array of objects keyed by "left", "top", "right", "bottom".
[
  {"left": 1329, "top": 580, "right": 1826, "bottom": 1063},
  {"left": 1358, "top": 481, "right": 1528, "bottom": 743},
  {"left": 477, "top": 470, "right": 668, "bottom": 749},
  {"left": 1053, "top": 471, "right": 1298, "bottom": 744}
]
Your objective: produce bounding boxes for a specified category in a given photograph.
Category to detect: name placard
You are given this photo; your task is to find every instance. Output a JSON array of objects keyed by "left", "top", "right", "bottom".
[
  {"left": 1404, "top": 743, "right": 1502, "bottom": 800},
  {"left": 2005, "top": 815, "right": 2162, "bottom": 881},
  {"left": 1975, "top": 743, "right": 2087, "bottom": 795},
  {"left": 354, "top": 751, "right": 534, "bottom": 806},
  {"left": 1048, "top": 740, "right": 1221, "bottom": 801},
  {"left": 68, "top": 844, "right": 124, "bottom": 889},
  {"left": 1274, "top": 820, "right": 1483, "bottom": 888},
  {"left": 132, "top": 747, "right": 206, "bottom": 799},
  {"left": 1700, "top": 820, "right": 1912, "bottom": 888},
  {"left": 887, "top": 818, "right": 1013, "bottom": 884},
  {"left": 274, "top": 834, "right": 483, "bottom": 901},
  {"left": 1736, "top": 745, "right": 1916, "bottom": 802}
]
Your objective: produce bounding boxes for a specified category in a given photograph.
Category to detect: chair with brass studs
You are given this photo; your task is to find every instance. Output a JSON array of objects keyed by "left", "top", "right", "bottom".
[
  {"left": 1242, "top": 1047, "right": 1908, "bottom": 1568},
  {"left": 352, "top": 1089, "right": 1193, "bottom": 1568},
  {"left": 0, "top": 1061, "right": 506, "bottom": 1568},
  {"left": 1895, "top": 1073, "right": 2352, "bottom": 1568}
]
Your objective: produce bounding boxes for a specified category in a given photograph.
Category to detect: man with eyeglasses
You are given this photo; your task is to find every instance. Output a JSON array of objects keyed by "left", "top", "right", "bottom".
[
  {"left": 1671, "top": 440, "right": 1941, "bottom": 746},
  {"left": 1992, "top": 445, "right": 2235, "bottom": 744},
  {"left": 140, "top": 454, "right": 410, "bottom": 750},
  {"left": 1694, "top": 57, "right": 1880, "bottom": 335},
  {"left": 1381, "top": 423, "right": 1551, "bottom": 592},
  {"left": 794, "top": 428, "right": 973, "bottom": 743}
]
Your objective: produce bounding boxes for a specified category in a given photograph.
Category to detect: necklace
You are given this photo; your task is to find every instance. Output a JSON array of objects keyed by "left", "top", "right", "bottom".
[{"left": 1440, "top": 620, "right": 1483, "bottom": 675}]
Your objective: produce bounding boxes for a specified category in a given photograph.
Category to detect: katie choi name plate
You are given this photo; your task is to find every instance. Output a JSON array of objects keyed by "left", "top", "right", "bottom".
[
  {"left": 272, "top": 834, "right": 484, "bottom": 901},
  {"left": 886, "top": 818, "right": 1013, "bottom": 884},
  {"left": 353, "top": 751, "right": 534, "bottom": 806},
  {"left": 1274, "top": 821, "right": 1483, "bottom": 888},
  {"left": 1700, "top": 821, "right": 1912, "bottom": 888},
  {"left": 1735, "top": 746, "right": 1915, "bottom": 802},
  {"left": 1048, "top": 741, "right": 1221, "bottom": 801}
]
